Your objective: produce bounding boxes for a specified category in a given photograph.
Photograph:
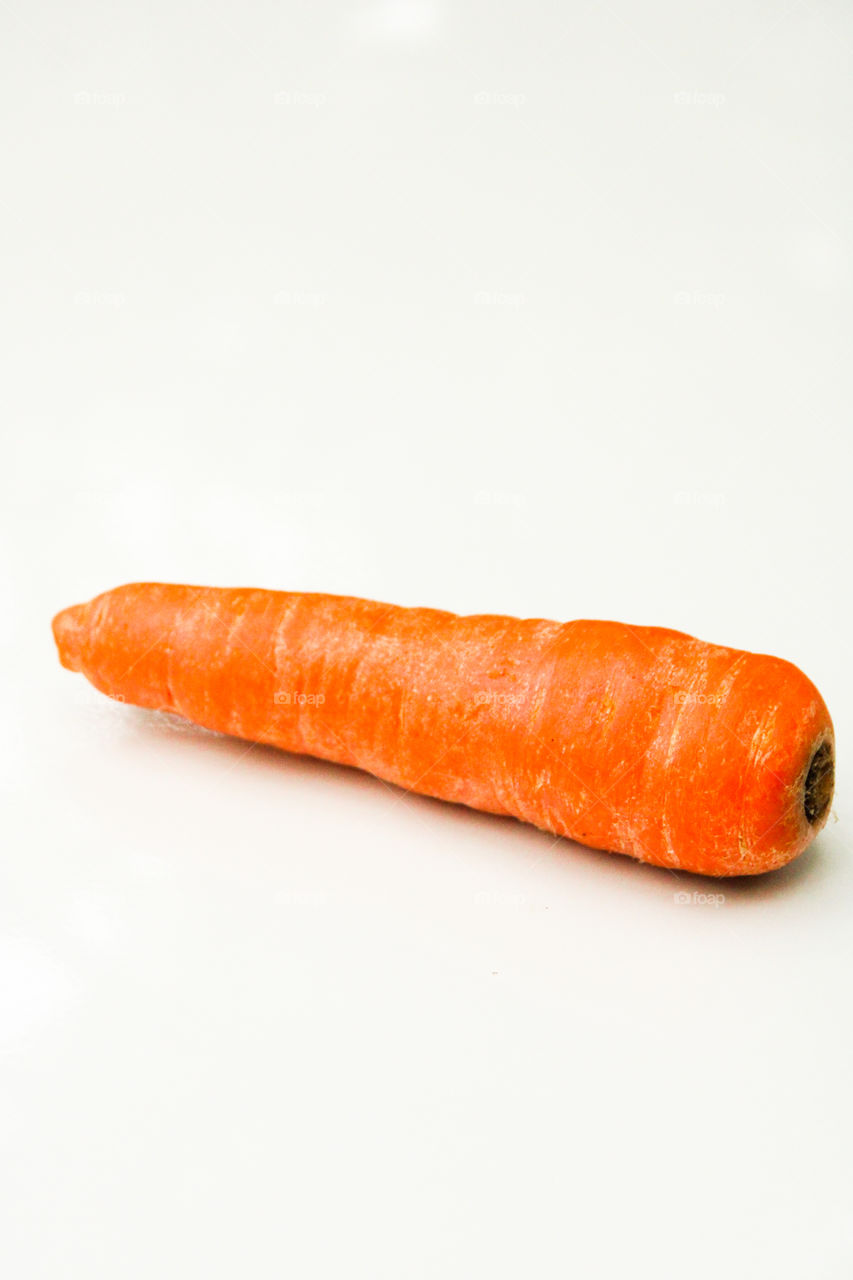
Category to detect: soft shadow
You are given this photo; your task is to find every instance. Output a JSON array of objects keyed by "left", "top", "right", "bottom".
[{"left": 124, "top": 706, "right": 834, "bottom": 901}]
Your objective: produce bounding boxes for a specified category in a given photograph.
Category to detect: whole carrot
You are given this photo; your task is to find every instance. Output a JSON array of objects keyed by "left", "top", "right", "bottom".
[{"left": 52, "top": 583, "right": 834, "bottom": 877}]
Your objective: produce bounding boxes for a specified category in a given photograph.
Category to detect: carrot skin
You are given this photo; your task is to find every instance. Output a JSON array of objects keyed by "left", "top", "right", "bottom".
[{"left": 52, "top": 584, "right": 835, "bottom": 877}]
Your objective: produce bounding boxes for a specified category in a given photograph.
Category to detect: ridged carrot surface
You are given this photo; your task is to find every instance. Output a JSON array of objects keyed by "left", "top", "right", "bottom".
[{"left": 52, "top": 583, "right": 834, "bottom": 877}]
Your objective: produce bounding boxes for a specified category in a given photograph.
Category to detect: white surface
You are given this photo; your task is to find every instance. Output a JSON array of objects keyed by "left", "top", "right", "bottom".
[{"left": 3, "top": 2, "right": 853, "bottom": 1276}]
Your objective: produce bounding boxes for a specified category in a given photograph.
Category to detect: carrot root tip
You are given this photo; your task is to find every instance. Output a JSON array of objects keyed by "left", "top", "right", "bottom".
[{"left": 52, "top": 604, "right": 87, "bottom": 672}]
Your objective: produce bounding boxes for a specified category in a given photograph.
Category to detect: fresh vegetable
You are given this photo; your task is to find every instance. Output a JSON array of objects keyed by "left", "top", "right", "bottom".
[{"left": 52, "top": 583, "right": 834, "bottom": 876}]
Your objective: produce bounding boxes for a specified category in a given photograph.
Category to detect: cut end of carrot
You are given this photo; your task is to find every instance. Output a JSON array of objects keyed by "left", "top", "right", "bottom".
[
  {"left": 52, "top": 603, "right": 87, "bottom": 672},
  {"left": 804, "top": 739, "right": 834, "bottom": 828}
]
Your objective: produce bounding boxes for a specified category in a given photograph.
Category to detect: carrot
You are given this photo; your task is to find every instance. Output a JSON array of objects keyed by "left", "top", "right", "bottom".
[{"left": 52, "top": 583, "right": 834, "bottom": 877}]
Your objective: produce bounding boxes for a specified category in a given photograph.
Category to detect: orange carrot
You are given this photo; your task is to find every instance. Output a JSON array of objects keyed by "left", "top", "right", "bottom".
[{"left": 52, "top": 583, "right": 834, "bottom": 877}]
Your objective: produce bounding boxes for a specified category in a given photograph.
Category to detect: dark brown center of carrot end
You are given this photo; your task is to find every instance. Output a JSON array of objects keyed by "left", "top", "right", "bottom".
[{"left": 804, "top": 741, "right": 834, "bottom": 826}]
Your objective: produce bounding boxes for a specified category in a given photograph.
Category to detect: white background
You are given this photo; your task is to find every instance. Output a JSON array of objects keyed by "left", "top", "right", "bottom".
[{"left": 3, "top": 2, "right": 852, "bottom": 1276}]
